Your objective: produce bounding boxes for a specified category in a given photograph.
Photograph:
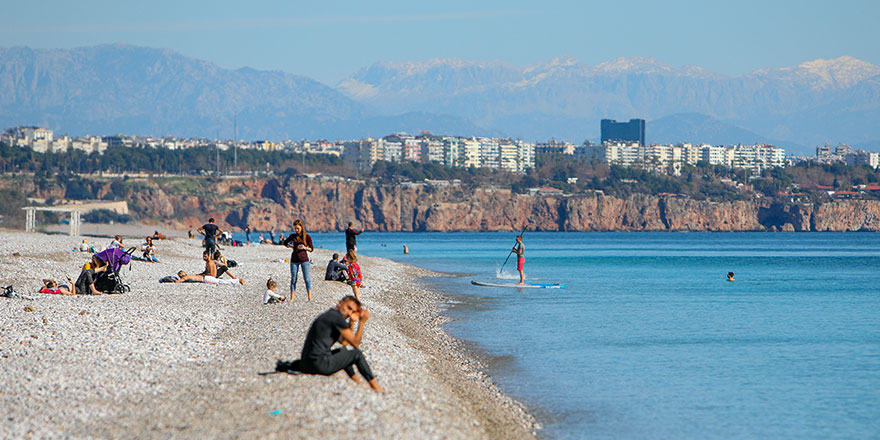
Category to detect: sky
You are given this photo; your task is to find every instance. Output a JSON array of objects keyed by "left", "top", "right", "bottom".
[{"left": 1, "top": 0, "right": 877, "bottom": 85}]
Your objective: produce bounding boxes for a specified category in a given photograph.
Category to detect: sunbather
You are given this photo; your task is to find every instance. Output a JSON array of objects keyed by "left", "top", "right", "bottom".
[
  {"left": 40, "top": 278, "right": 74, "bottom": 295},
  {"left": 174, "top": 270, "right": 244, "bottom": 285}
]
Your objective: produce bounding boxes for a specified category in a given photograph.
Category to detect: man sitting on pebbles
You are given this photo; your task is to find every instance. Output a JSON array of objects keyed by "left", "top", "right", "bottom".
[{"left": 277, "top": 295, "right": 385, "bottom": 392}]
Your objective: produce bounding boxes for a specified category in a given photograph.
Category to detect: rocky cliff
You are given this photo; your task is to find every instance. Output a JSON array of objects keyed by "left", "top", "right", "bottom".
[
  {"left": 83, "top": 177, "right": 880, "bottom": 233},
  {"left": 9, "top": 176, "right": 880, "bottom": 232}
]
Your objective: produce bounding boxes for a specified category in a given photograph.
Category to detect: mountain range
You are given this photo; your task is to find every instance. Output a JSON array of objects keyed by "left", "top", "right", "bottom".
[{"left": 1, "top": 44, "right": 879, "bottom": 155}]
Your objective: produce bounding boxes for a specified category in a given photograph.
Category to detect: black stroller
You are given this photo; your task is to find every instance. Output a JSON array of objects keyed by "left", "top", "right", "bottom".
[{"left": 93, "top": 247, "right": 135, "bottom": 294}]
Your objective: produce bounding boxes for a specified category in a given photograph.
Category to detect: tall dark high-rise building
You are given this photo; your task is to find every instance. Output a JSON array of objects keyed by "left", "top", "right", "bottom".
[{"left": 601, "top": 119, "right": 645, "bottom": 146}]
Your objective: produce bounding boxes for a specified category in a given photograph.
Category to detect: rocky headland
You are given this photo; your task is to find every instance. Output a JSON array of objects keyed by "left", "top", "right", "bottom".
[{"left": 10, "top": 176, "right": 880, "bottom": 232}]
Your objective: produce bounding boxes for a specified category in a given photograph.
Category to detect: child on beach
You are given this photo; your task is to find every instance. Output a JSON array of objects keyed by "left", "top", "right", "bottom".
[
  {"left": 263, "top": 278, "right": 286, "bottom": 304},
  {"left": 345, "top": 249, "right": 363, "bottom": 301}
]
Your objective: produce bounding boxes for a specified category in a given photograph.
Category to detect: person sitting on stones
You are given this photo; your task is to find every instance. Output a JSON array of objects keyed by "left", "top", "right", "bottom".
[
  {"left": 324, "top": 253, "right": 349, "bottom": 282},
  {"left": 213, "top": 250, "right": 238, "bottom": 280},
  {"left": 140, "top": 236, "right": 160, "bottom": 263},
  {"left": 74, "top": 256, "right": 105, "bottom": 295},
  {"left": 276, "top": 295, "right": 385, "bottom": 392}
]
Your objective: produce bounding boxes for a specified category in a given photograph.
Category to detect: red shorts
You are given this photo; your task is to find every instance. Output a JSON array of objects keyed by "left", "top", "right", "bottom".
[{"left": 517, "top": 257, "right": 525, "bottom": 271}]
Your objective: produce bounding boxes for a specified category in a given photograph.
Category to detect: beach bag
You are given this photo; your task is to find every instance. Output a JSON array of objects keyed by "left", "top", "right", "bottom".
[{"left": 227, "top": 259, "right": 238, "bottom": 268}]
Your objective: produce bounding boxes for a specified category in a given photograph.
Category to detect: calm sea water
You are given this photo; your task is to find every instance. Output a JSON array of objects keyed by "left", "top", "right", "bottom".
[{"left": 240, "top": 231, "right": 880, "bottom": 439}]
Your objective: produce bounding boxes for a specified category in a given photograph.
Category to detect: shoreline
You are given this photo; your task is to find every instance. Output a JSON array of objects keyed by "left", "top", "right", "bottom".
[{"left": 0, "top": 231, "right": 538, "bottom": 438}]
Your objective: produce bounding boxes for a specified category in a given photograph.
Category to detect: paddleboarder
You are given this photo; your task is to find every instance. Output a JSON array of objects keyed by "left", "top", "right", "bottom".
[{"left": 513, "top": 235, "right": 525, "bottom": 285}]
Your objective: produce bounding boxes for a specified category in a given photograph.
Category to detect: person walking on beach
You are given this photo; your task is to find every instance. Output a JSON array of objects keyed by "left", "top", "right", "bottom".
[
  {"left": 279, "top": 296, "right": 385, "bottom": 392},
  {"left": 513, "top": 235, "right": 525, "bottom": 285},
  {"left": 198, "top": 218, "right": 222, "bottom": 255},
  {"left": 283, "top": 219, "right": 314, "bottom": 301},
  {"left": 245, "top": 225, "right": 252, "bottom": 245},
  {"left": 345, "top": 222, "right": 362, "bottom": 252}
]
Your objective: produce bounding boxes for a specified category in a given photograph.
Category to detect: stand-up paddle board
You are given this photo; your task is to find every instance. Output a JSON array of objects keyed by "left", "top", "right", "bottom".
[{"left": 471, "top": 280, "right": 565, "bottom": 289}]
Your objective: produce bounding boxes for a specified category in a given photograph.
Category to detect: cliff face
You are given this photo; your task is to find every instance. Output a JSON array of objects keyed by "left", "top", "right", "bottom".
[
  {"left": 120, "top": 177, "right": 880, "bottom": 232},
  {"left": 10, "top": 176, "right": 880, "bottom": 232}
]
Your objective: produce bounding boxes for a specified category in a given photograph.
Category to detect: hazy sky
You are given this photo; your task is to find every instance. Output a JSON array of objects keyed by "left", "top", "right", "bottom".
[{"left": 2, "top": 0, "right": 877, "bottom": 85}]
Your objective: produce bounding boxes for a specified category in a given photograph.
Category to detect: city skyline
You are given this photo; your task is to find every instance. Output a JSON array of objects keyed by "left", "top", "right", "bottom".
[{"left": 1, "top": 1, "right": 876, "bottom": 85}]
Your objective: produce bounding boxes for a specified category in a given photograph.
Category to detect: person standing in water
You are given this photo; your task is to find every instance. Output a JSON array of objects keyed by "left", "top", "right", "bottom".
[{"left": 513, "top": 235, "right": 525, "bottom": 285}]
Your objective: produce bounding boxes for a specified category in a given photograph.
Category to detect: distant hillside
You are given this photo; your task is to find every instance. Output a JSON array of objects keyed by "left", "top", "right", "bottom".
[
  {"left": 647, "top": 113, "right": 800, "bottom": 150},
  {"left": 1, "top": 45, "right": 879, "bottom": 154},
  {"left": 339, "top": 56, "right": 880, "bottom": 153}
]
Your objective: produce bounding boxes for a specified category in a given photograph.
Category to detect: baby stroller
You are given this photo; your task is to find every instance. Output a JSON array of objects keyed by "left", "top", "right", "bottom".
[{"left": 93, "top": 247, "right": 135, "bottom": 294}]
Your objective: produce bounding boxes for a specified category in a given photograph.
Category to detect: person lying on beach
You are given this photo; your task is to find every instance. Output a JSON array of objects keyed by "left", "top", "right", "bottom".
[
  {"left": 174, "top": 270, "right": 244, "bottom": 285},
  {"left": 324, "top": 253, "right": 349, "bottom": 282},
  {"left": 263, "top": 278, "right": 285, "bottom": 304},
  {"left": 152, "top": 231, "right": 167, "bottom": 240},
  {"left": 40, "top": 278, "right": 74, "bottom": 295},
  {"left": 277, "top": 295, "right": 384, "bottom": 392}
]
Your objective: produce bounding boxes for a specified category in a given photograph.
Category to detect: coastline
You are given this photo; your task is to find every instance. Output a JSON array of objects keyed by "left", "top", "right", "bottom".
[{"left": 0, "top": 231, "right": 537, "bottom": 439}]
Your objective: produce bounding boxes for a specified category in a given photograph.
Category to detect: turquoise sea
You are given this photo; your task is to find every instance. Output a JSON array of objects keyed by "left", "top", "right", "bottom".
[{"left": 247, "top": 231, "right": 880, "bottom": 439}]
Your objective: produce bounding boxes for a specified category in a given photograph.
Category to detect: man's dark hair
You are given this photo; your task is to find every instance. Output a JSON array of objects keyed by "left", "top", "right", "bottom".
[
  {"left": 340, "top": 295, "right": 361, "bottom": 308},
  {"left": 332, "top": 253, "right": 339, "bottom": 260},
  {"left": 208, "top": 218, "right": 215, "bottom": 223},
  {"left": 348, "top": 222, "right": 353, "bottom": 227}
]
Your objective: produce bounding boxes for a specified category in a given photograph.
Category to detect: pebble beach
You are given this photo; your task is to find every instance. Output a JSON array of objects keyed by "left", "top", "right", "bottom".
[{"left": 0, "top": 231, "right": 538, "bottom": 439}]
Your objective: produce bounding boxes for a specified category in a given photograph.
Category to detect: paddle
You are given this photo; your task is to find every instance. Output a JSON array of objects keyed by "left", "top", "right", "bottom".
[{"left": 499, "top": 225, "right": 527, "bottom": 274}]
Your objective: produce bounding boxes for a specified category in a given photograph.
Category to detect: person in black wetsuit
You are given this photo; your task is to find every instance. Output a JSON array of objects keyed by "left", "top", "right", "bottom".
[
  {"left": 345, "top": 222, "right": 362, "bottom": 252},
  {"left": 280, "top": 296, "right": 385, "bottom": 392}
]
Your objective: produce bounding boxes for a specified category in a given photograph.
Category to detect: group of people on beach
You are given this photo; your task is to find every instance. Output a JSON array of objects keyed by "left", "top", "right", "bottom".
[
  {"left": 37, "top": 217, "right": 384, "bottom": 392},
  {"left": 199, "top": 217, "right": 381, "bottom": 391},
  {"left": 44, "top": 232, "right": 172, "bottom": 296}
]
